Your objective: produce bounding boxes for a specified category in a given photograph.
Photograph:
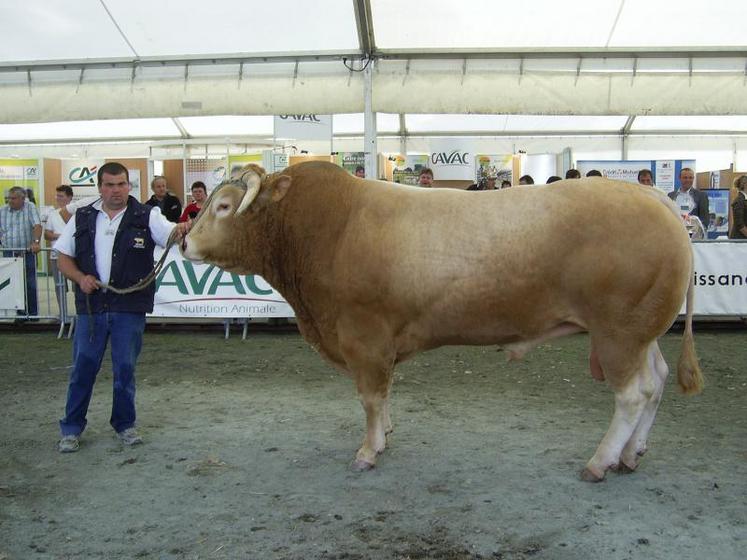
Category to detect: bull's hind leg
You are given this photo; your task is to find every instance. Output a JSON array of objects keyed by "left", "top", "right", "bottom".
[
  {"left": 617, "top": 341, "right": 669, "bottom": 473},
  {"left": 581, "top": 339, "right": 655, "bottom": 482}
]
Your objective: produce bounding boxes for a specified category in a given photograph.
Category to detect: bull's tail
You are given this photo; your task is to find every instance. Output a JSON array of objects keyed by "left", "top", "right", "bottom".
[{"left": 677, "top": 270, "right": 704, "bottom": 395}]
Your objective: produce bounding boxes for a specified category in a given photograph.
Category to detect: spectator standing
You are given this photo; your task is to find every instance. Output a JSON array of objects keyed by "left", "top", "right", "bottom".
[
  {"left": 729, "top": 176, "right": 747, "bottom": 239},
  {"left": 519, "top": 175, "right": 534, "bottom": 185},
  {"left": 638, "top": 169, "right": 654, "bottom": 186},
  {"left": 565, "top": 169, "right": 581, "bottom": 179},
  {"left": 500, "top": 180, "right": 512, "bottom": 189},
  {"left": 44, "top": 185, "right": 74, "bottom": 316},
  {"left": 54, "top": 162, "right": 191, "bottom": 453},
  {"left": 546, "top": 176, "right": 562, "bottom": 184},
  {"left": 179, "top": 181, "right": 208, "bottom": 222},
  {"left": 145, "top": 175, "right": 182, "bottom": 223},
  {"left": 417, "top": 168, "right": 434, "bottom": 187},
  {"left": 0, "top": 186, "right": 42, "bottom": 315},
  {"left": 668, "top": 168, "right": 710, "bottom": 228},
  {"left": 586, "top": 170, "right": 602, "bottom": 177},
  {"left": 354, "top": 165, "right": 365, "bottom": 178}
]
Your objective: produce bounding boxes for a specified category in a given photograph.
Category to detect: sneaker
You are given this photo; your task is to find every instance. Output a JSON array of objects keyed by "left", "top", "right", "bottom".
[
  {"left": 117, "top": 428, "right": 143, "bottom": 446},
  {"left": 58, "top": 434, "right": 80, "bottom": 453}
]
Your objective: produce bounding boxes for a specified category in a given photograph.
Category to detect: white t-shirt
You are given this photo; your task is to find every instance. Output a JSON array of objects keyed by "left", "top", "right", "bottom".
[
  {"left": 45, "top": 209, "right": 67, "bottom": 260},
  {"left": 675, "top": 190, "right": 695, "bottom": 214},
  {"left": 54, "top": 201, "right": 175, "bottom": 285}
]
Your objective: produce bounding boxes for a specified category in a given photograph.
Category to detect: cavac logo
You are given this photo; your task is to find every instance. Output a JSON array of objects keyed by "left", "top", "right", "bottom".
[
  {"left": 69, "top": 166, "right": 98, "bottom": 185},
  {"left": 431, "top": 151, "right": 470, "bottom": 166},
  {"left": 278, "top": 114, "right": 322, "bottom": 123}
]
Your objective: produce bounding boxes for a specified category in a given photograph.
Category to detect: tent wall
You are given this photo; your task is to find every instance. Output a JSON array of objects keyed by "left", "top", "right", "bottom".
[{"left": 3, "top": 58, "right": 747, "bottom": 124}]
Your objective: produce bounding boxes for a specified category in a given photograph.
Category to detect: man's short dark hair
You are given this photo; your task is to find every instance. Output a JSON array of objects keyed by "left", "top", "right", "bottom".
[
  {"left": 419, "top": 168, "right": 434, "bottom": 177},
  {"left": 354, "top": 165, "right": 365, "bottom": 173},
  {"left": 56, "top": 184, "right": 74, "bottom": 198},
  {"left": 501, "top": 180, "right": 512, "bottom": 188},
  {"left": 191, "top": 181, "right": 207, "bottom": 192},
  {"left": 680, "top": 167, "right": 694, "bottom": 176},
  {"left": 546, "top": 176, "right": 562, "bottom": 184},
  {"left": 637, "top": 169, "right": 653, "bottom": 182},
  {"left": 97, "top": 162, "right": 129, "bottom": 185},
  {"left": 565, "top": 169, "right": 581, "bottom": 179},
  {"left": 586, "top": 169, "right": 602, "bottom": 177}
]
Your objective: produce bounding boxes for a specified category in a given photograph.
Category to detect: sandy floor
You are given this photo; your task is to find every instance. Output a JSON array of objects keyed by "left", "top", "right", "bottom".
[{"left": 1, "top": 329, "right": 745, "bottom": 559}]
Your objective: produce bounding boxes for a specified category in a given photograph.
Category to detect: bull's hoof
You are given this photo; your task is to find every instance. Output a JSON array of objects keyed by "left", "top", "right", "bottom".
[
  {"left": 580, "top": 467, "right": 606, "bottom": 483},
  {"left": 351, "top": 459, "right": 376, "bottom": 472},
  {"left": 615, "top": 462, "right": 637, "bottom": 474}
]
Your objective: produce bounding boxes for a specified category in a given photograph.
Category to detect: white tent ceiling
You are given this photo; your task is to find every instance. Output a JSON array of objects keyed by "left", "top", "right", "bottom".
[{"left": 1, "top": 0, "right": 747, "bottom": 142}]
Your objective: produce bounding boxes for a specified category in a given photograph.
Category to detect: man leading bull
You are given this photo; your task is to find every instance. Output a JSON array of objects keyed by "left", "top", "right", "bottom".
[{"left": 54, "top": 162, "right": 190, "bottom": 452}]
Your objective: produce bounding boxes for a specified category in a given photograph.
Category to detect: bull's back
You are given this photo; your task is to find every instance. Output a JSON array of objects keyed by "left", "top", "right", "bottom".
[{"left": 338, "top": 178, "right": 691, "bottom": 342}]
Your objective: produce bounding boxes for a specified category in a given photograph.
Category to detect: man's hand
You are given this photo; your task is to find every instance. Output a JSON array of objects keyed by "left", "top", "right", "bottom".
[
  {"left": 30, "top": 241, "right": 41, "bottom": 254},
  {"left": 77, "top": 274, "right": 99, "bottom": 295},
  {"left": 172, "top": 221, "right": 192, "bottom": 240}
]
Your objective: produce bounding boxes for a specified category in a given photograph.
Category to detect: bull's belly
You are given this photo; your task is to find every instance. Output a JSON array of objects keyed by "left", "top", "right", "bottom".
[{"left": 393, "top": 312, "right": 586, "bottom": 361}]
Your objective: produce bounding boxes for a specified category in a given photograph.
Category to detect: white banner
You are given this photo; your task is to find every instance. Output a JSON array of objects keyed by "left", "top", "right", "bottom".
[
  {"left": 274, "top": 114, "right": 332, "bottom": 142},
  {"left": 0, "top": 257, "right": 26, "bottom": 311},
  {"left": 150, "top": 247, "right": 293, "bottom": 318},
  {"left": 427, "top": 139, "right": 475, "bottom": 180},
  {"left": 689, "top": 241, "right": 747, "bottom": 315},
  {"left": 146, "top": 243, "right": 747, "bottom": 319}
]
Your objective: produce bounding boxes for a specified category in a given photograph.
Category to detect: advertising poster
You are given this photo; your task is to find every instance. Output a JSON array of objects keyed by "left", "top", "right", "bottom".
[
  {"left": 577, "top": 159, "right": 695, "bottom": 195},
  {"left": 427, "top": 139, "right": 474, "bottom": 180},
  {"left": 391, "top": 154, "right": 429, "bottom": 185},
  {"left": 335, "top": 152, "right": 365, "bottom": 175},
  {"left": 62, "top": 159, "right": 106, "bottom": 199},
  {"left": 274, "top": 114, "right": 333, "bottom": 142},
  {"left": 475, "top": 154, "right": 513, "bottom": 185},
  {"left": 227, "top": 153, "right": 263, "bottom": 178},
  {"left": 705, "top": 190, "right": 730, "bottom": 239},
  {"left": 0, "top": 159, "right": 40, "bottom": 203},
  {"left": 688, "top": 242, "right": 747, "bottom": 315},
  {"left": 150, "top": 247, "right": 293, "bottom": 318}
]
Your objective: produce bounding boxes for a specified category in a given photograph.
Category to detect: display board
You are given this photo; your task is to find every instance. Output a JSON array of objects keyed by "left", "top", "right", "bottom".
[
  {"left": 0, "top": 257, "right": 25, "bottom": 311},
  {"left": 0, "top": 159, "right": 40, "bottom": 203},
  {"left": 706, "top": 190, "right": 731, "bottom": 239},
  {"left": 475, "top": 155, "right": 512, "bottom": 185},
  {"left": 577, "top": 159, "right": 696, "bottom": 195}
]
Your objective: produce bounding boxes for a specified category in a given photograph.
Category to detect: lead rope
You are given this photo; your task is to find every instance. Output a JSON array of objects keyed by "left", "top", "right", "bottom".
[{"left": 85, "top": 229, "right": 180, "bottom": 342}]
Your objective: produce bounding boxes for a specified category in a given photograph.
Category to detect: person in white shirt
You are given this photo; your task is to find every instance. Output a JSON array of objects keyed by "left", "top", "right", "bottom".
[{"left": 44, "top": 185, "right": 74, "bottom": 316}]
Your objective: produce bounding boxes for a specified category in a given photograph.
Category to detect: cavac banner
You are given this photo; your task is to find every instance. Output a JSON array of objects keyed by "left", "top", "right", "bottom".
[
  {"left": 0, "top": 258, "right": 26, "bottom": 311},
  {"left": 274, "top": 114, "right": 332, "bottom": 142},
  {"left": 427, "top": 139, "right": 474, "bottom": 180},
  {"left": 150, "top": 247, "right": 294, "bottom": 318},
  {"left": 687, "top": 242, "right": 747, "bottom": 315}
]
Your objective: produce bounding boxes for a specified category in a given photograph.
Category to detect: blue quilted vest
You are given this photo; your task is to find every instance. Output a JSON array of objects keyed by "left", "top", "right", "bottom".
[{"left": 73, "top": 197, "right": 157, "bottom": 314}]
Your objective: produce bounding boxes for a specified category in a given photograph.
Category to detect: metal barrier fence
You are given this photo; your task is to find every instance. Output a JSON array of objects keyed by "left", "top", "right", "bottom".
[{"left": 0, "top": 247, "right": 72, "bottom": 337}]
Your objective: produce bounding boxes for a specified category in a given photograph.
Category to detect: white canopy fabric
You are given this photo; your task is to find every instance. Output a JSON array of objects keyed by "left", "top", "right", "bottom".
[{"left": 1, "top": 1, "right": 747, "bottom": 134}]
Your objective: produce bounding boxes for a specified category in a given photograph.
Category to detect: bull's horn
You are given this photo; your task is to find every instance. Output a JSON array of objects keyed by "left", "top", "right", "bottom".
[{"left": 235, "top": 170, "right": 262, "bottom": 214}]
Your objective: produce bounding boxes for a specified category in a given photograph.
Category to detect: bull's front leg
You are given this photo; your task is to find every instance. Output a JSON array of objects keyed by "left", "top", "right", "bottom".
[
  {"left": 353, "top": 372, "right": 393, "bottom": 471},
  {"left": 337, "top": 323, "right": 396, "bottom": 471}
]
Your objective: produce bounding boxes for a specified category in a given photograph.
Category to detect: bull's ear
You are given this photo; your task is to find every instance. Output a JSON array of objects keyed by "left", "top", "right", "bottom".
[{"left": 270, "top": 175, "right": 292, "bottom": 202}]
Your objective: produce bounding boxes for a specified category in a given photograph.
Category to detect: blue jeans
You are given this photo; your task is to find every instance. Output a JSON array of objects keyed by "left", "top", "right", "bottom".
[
  {"left": 2, "top": 250, "right": 37, "bottom": 315},
  {"left": 59, "top": 312, "right": 146, "bottom": 436}
]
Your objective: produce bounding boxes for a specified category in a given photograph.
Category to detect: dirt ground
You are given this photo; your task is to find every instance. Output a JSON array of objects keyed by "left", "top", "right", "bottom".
[{"left": 1, "top": 327, "right": 745, "bottom": 560}]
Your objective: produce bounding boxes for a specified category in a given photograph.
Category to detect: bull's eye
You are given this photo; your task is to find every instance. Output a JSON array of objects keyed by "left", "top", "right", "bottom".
[{"left": 217, "top": 203, "right": 230, "bottom": 211}]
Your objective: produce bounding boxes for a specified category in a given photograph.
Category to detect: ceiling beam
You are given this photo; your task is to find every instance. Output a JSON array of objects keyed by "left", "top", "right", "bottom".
[
  {"left": 353, "top": 0, "right": 376, "bottom": 57},
  {"left": 3, "top": 47, "right": 747, "bottom": 73}
]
